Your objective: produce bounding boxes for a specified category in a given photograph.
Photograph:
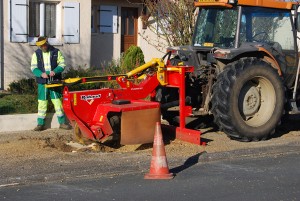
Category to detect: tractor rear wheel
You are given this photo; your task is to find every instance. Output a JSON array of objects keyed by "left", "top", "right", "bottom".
[{"left": 211, "top": 58, "right": 285, "bottom": 141}]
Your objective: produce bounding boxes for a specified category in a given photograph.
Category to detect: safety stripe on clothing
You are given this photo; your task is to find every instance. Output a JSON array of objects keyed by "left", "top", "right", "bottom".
[
  {"left": 55, "top": 111, "right": 63, "bottom": 115},
  {"left": 44, "top": 63, "right": 51, "bottom": 69},
  {"left": 31, "top": 65, "right": 38, "bottom": 71},
  {"left": 58, "top": 63, "right": 66, "bottom": 67},
  {"left": 54, "top": 91, "right": 58, "bottom": 99},
  {"left": 51, "top": 98, "right": 64, "bottom": 117},
  {"left": 44, "top": 87, "right": 47, "bottom": 100},
  {"left": 38, "top": 111, "right": 47, "bottom": 117},
  {"left": 55, "top": 108, "right": 62, "bottom": 112},
  {"left": 38, "top": 115, "right": 46, "bottom": 119}
]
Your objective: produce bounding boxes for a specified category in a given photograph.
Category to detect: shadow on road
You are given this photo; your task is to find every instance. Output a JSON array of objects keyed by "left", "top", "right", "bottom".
[
  {"left": 273, "top": 114, "right": 300, "bottom": 139},
  {"left": 170, "top": 152, "right": 206, "bottom": 175}
]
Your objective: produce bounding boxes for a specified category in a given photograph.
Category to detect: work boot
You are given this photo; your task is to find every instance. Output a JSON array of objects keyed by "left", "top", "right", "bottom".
[
  {"left": 59, "top": 123, "right": 72, "bottom": 130},
  {"left": 34, "top": 125, "right": 45, "bottom": 131}
]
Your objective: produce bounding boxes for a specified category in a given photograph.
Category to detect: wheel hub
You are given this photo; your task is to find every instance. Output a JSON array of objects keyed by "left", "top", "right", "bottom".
[{"left": 242, "top": 85, "right": 260, "bottom": 117}]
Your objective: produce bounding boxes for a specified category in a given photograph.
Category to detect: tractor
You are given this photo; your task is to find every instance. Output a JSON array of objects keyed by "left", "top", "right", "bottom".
[{"left": 160, "top": 0, "right": 300, "bottom": 141}]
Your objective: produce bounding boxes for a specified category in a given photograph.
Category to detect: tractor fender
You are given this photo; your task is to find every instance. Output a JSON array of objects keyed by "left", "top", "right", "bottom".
[
  {"left": 213, "top": 46, "right": 282, "bottom": 76},
  {"left": 257, "top": 47, "right": 282, "bottom": 76}
]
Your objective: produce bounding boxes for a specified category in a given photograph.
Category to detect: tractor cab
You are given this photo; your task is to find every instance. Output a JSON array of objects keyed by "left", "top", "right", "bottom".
[{"left": 192, "top": 4, "right": 298, "bottom": 88}]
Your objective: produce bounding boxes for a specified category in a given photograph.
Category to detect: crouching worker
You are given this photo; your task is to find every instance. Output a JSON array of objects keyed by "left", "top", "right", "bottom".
[{"left": 31, "top": 36, "right": 71, "bottom": 131}]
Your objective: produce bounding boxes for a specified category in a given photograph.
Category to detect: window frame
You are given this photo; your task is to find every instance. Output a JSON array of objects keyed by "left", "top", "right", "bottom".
[
  {"left": 28, "top": 1, "right": 62, "bottom": 46},
  {"left": 193, "top": 7, "right": 239, "bottom": 48},
  {"left": 240, "top": 6, "right": 296, "bottom": 51}
]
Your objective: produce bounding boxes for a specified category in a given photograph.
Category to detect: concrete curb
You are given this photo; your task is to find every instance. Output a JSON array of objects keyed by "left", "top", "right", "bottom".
[{"left": 0, "top": 113, "right": 60, "bottom": 132}]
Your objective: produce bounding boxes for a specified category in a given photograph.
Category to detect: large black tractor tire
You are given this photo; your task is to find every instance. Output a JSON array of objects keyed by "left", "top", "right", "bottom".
[{"left": 211, "top": 58, "right": 285, "bottom": 141}]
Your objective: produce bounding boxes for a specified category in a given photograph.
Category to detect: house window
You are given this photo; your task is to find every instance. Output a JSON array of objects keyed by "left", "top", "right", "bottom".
[
  {"left": 10, "top": 0, "right": 80, "bottom": 44},
  {"left": 29, "top": 2, "right": 57, "bottom": 38},
  {"left": 91, "top": 5, "right": 118, "bottom": 34}
]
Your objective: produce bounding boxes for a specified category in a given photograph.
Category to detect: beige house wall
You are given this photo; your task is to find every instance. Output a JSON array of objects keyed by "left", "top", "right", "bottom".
[
  {"left": 138, "top": 17, "right": 168, "bottom": 61},
  {"left": 3, "top": 0, "right": 169, "bottom": 89},
  {"left": 91, "top": 0, "right": 165, "bottom": 67},
  {"left": 3, "top": 0, "right": 91, "bottom": 89}
]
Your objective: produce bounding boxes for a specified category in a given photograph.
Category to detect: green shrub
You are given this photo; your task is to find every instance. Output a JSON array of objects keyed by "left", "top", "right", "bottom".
[
  {"left": 99, "top": 60, "right": 128, "bottom": 88},
  {"left": 8, "top": 78, "right": 37, "bottom": 94},
  {"left": 63, "top": 66, "right": 101, "bottom": 78},
  {"left": 62, "top": 66, "right": 103, "bottom": 91},
  {"left": 101, "top": 59, "right": 125, "bottom": 75},
  {"left": 0, "top": 94, "right": 38, "bottom": 114},
  {"left": 121, "top": 46, "right": 145, "bottom": 72}
]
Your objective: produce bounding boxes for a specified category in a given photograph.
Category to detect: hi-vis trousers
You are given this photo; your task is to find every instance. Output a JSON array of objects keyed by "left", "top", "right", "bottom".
[{"left": 37, "top": 84, "right": 66, "bottom": 126}]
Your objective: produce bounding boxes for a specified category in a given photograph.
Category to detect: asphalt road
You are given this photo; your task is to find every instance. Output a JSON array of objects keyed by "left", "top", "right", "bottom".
[{"left": 1, "top": 151, "right": 299, "bottom": 201}]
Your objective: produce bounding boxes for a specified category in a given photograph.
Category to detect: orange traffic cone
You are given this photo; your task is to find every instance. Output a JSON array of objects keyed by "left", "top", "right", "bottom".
[{"left": 144, "top": 122, "right": 174, "bottom": 180}]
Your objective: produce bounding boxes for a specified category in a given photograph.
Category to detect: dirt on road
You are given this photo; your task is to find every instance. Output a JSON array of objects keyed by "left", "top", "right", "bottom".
[{"left": 1, "top": 115, "right": 300, "bottom": 159}]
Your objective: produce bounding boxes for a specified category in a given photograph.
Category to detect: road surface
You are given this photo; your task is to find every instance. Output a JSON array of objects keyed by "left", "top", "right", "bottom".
[
  {"left": 1, "top": 151, "right": 299, "bottom": 201},
  {"left": 0, "top": 116, "right": 300, "bottom": 200}
]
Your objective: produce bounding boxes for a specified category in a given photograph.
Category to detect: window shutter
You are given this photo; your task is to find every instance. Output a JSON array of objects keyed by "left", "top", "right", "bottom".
[
  {"left": 10, "top": 0, "right": 28, "bottom": 42},
  {"left": 63, "top": 2, "right": 80, "bottom": 44},
  {"left": 99, "top": 5, "right": 118, "bottom": 33}
]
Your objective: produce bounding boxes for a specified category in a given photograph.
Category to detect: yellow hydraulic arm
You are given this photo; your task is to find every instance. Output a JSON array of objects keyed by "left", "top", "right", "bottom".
[{"left": 45, "top": 58, "right": 169, "bottom": 88}]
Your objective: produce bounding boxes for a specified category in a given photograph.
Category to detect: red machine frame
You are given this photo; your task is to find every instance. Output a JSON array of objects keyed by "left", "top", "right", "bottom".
[{"left": 62, "top": 64, "right": 204, "bottom": 145}]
